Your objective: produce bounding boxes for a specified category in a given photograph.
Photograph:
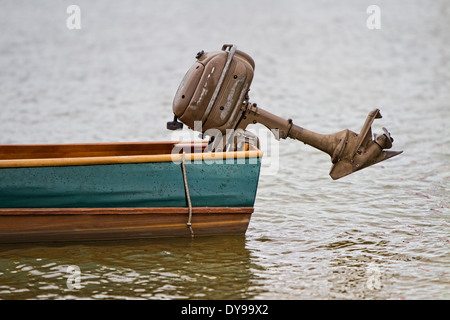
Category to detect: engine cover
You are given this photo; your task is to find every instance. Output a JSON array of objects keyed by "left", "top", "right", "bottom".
[{"left": 172, "top": 44, "right": 255, "bottom": 133}]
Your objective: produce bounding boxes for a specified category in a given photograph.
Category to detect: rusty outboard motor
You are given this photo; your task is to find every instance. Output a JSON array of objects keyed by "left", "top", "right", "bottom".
[{"left": 168, "top": 44, "right": 402, "bottom": 179}]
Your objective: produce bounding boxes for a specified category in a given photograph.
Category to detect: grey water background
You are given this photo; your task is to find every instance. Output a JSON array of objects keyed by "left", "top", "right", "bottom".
[{"left": 0, "top": 0, "right": 448, "bottom": 299}]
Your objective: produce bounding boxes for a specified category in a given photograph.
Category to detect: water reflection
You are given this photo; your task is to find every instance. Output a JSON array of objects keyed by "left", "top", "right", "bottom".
[
  {"left": 0, "top": 236, "right": 267, "bottom": 300},
  {"left": 320, "top": 232, "right": 395, "bottom": 300}
]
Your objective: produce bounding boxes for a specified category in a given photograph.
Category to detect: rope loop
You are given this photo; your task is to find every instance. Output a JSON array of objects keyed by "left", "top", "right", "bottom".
[{"left": 181, "top": 152, "right": 194, "bottom": 237}]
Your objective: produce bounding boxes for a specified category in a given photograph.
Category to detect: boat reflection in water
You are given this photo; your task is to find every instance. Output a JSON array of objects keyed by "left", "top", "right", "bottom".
[{"left": 0, "top": 235, "right": 267, "bottom": 300}]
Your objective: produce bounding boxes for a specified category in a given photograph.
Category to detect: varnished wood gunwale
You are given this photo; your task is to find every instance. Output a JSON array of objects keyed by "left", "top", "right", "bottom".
[
  {"left": 0, "top": 141, "right": 262, "bottom": 168},
  {"left": 0, "top": 207, "right": 254, "bottom": 243}
]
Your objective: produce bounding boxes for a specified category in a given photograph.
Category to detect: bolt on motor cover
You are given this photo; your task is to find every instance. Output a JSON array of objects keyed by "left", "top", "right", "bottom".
[{"left": 172, "top": 44, "right": 255, "bottom": 134}]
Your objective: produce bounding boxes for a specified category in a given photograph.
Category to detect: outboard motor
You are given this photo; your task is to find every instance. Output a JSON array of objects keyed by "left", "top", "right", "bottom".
[{"left": 168, "top": 44, "right": 402, "bottom": 180}]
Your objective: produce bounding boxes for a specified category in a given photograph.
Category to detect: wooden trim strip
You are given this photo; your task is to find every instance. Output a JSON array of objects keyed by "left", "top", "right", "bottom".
[
  {"left": 1, "top": 141, "right": 185, "bottom": 148},
  {"left": 0, "top": 150, "right": 263, "bottom": 168},
  {"left": 0, "top": 207, "right": 254, "bottom": 216}
]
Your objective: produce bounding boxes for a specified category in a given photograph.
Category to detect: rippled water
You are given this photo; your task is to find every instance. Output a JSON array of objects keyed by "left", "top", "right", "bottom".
[{"left": 0, "top": 0, "right": 449, "bottom": 300}]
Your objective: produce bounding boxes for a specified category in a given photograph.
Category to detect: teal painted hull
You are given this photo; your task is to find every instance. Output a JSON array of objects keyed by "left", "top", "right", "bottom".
[{"left": 0, "top": 158, "right": 261, "bottom": 209}]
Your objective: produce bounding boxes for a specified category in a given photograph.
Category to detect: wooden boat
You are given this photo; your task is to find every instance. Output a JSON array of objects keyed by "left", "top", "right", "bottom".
[
  {"left": 0, "top": 141, "right": 262, "bottom": 243},
  {"left": 0, "top": 44, "right": 402, "bottom": 244}
]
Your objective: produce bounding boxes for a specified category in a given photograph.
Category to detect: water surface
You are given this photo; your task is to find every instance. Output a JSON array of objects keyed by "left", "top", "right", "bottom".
[{"left": 0, "top": 0, "right": 448, "bottom": 299}]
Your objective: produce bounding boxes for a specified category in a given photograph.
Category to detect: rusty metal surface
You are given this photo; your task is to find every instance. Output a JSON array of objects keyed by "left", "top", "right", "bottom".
[{"left": 170, "top": 44, "right": 402, "bottom": 179}]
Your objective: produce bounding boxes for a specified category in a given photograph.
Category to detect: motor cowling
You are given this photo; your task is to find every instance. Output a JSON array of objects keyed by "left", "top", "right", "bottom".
[{"left": 171, "top": 44, "right": 255, "bottom": 134}]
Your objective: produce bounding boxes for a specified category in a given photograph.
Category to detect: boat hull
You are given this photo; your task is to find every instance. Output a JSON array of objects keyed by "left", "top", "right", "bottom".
[
  {"left": 0, "top": 141, "right": 262, "bottom": 243},
  {"left": 0, "top": 158, "right": 261, "bottom": 209},
  {"left": 0, "top": 207, "right": 253, "bottom": 243}
]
